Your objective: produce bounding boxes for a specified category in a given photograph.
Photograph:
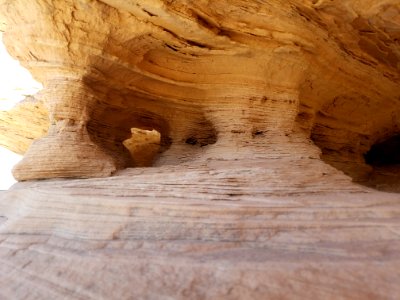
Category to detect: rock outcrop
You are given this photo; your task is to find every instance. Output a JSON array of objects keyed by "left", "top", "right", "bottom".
[
  {"left": 0, "top": 0, "right": 400, "bottom": 299},
  {"left": 1, "top": 0, "right": 400, "bottom": 188},
  {"left": 0, "top": 96, "right": 48, "bottom": 154}
]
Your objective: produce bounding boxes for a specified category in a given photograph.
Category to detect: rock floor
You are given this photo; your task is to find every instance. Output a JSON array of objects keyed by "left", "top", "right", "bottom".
[{"left": 0, "top": 160, "right": 399, "bottom": 299}]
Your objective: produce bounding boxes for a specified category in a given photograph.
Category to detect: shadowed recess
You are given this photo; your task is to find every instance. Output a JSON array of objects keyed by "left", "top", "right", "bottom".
[
  {"left": 363, "top": 134, "right": 400, "bottom": 193},
  {"left": 365, "top": 134, "right": 400, "bottom": 166}
]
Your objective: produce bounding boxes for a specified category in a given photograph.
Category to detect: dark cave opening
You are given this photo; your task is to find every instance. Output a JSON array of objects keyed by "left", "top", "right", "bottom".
[
  {"left": 363, "top": 134, "right": 400, "bottom": 193},
  {"left": 364, "top": 134, "right": 400, "bottom": 166}
]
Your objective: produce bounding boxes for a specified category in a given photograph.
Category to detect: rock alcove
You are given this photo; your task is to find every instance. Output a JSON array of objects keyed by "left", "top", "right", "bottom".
[{"left": 364, "top": 134, "right": 400, "bottom": 192}]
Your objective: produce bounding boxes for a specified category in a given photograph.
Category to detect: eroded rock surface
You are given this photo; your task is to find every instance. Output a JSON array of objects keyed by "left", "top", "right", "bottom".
[
  {"left": 0, "top": 0, "right": 399, "bottom": 187},
  {"left": 0, "top": 0, "right": 400, "bottom": 299}
]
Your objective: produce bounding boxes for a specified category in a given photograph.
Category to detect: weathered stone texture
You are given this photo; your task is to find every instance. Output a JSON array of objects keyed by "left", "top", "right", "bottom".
[{"left": 0, "top": 0, "right": 400, "bottom": 299}]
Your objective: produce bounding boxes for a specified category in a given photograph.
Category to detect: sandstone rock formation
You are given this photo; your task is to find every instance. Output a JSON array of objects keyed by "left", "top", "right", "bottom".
[
  {"left": 0, "top": 0, "right": 400, "bottom": 299},
  {"left": 0, "top": 96, "right": 48, "bottom": 154}
]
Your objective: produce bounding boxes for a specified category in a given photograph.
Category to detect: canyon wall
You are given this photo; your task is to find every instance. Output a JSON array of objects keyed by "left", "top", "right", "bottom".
[{"left": 0, "top": 0, "right": 399, "bottom": 299}]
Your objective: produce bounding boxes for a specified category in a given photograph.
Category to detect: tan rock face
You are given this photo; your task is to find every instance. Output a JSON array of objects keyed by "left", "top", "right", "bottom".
[
  {"left": 1, "top": 0, "right": 399, "bottom": 187},
  {"left": 0, "top": 1, "right": 400, "bottom": 298}
]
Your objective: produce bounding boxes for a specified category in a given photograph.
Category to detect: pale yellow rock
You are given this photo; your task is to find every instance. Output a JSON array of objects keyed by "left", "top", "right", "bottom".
[
  {"left": 0, "top": 96, "right": 48, "bottom": 154},
  {"left": 123, "top": 128, "right": 161, "bottom": 167}
]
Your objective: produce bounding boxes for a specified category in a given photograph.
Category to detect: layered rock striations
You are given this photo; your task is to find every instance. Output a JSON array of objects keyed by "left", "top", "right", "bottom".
[
  {"left": 1, "top": 0, "right": 399, "bottom": 187},
  {"left": 0, "top": 0, "right": 400, "bottom": 299}
]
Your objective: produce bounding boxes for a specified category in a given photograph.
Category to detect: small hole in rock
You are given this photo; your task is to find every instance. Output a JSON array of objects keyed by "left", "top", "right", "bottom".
[
  {"left": 252, "top": 129, "right": 264, "bottom": 137},
  {"left": 185, "top": 137, "right": 198, "bottom": 145}
]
